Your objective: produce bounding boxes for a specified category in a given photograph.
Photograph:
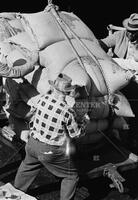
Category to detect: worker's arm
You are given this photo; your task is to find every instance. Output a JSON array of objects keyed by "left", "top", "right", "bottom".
[
  {"left": 66, "top": 108, "right": 87, "bottom": 138},
  {"left": 98, "top": 31, "right": 120, "bottom": 52}
]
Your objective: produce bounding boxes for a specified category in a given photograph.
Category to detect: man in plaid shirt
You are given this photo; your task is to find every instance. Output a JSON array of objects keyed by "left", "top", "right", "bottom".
[{"left": 14, "top": 73, "right": 87, "bottom": 200}]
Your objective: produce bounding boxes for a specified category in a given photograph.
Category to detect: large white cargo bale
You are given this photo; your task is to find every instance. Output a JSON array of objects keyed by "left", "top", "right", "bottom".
[
  {"left": 85, "top": 58, "right": 133, "bottom": 96},
  {"left": 0, "top": 38, "right": 36, "bottom": 68},
  {"left": 13, "top": 9, "right": 134, "bottom": 97},
  {"left": 0, "top": 41, "right": 29, "bottom": 68},
  {"left": 0, "top": 19, "right": 12, "bottom": 41},
  {"left": 0, "top": 16, "right": 24, "bottom": 43},
  {"left": 6, "top": 48, "right": 27, "bottom": 67},
  {"left": 4, "top": 37, "right": 38, "bottom": 69},
  {"left": 8, "top": 18, "right": 25, "bottom": 32},
  {"left": 39, "top": 39, "right": 110, "bottom": 68},
  {"left": 18, "top": 11, "right": 96, "bottom": 49},
  {"left": 113, "top": 58, "right": 138, "bottom": 71},
  {"left": 89, "top": 91, "right": 135, "bottom": 118},
  {"left": 0, "top": 41, "right": 13, "bottom": 65},
  {"left": 40, "top": 40, "right": 133, "bottom": 96},
  {"left": 113, "top": 57, "right": 138, "bottom": 72},
  {"left": 7, "top": 32, "right": 38, "bottom": 51},
  {"left": 41, "top": 58, "right": 91, "bottom": 94},
  {"left": 0, "top": 12, "right": 16, "bottom": 19}
]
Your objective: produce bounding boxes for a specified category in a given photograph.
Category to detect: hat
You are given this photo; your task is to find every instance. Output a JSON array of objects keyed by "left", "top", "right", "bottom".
[
  {"left": 48, "top": 73, "right": 76, "bottom": 94},
  {"left": 123, "top": 13, "right": 138, "bottom": 31}
]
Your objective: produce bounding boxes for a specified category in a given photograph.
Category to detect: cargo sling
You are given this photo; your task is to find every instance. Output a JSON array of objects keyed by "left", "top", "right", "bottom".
[{"left": 45, "top": 1, "right": 112, "bottom": 99}]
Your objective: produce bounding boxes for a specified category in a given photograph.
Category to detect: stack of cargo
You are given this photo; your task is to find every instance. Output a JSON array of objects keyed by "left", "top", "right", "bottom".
[{"left": 0, "top": 4, "right": 136, "bottom": 144}]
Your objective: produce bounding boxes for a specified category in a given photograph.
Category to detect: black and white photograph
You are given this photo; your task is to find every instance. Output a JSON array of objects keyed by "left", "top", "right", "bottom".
[{"left": 0, "top": 0, "right": 138, "bottom": 199}]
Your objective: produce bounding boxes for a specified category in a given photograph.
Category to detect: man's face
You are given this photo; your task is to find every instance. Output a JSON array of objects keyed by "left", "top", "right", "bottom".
[{"left": 126, "top": 30, "right": 138, "bottom": 43}]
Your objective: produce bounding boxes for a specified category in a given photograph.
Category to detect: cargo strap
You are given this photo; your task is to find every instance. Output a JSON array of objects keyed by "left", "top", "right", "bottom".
[{"left": 45, "top": 2, "right": 112, "bottom": 97}]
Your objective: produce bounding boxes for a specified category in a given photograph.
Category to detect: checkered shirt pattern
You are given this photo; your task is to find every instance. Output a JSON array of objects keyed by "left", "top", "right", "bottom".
[{"left": 30, "top": 94, "right": 85, "bottom": 146}]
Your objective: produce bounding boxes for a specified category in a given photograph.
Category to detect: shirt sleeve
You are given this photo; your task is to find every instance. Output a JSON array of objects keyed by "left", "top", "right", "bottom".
[{"left": 66, "top": 109, "right": 87, "bottom": 138}]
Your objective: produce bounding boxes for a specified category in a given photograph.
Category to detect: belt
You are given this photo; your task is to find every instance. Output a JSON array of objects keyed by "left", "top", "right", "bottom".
[
  {"left": 31, "top": 136, "right": 43, "bottom": 143},
  {"left": 31, "top": 132, "right": 49, "bottom": 144},
  {"left": 30, "top": 132, "right": 63, "bottom": 146}
]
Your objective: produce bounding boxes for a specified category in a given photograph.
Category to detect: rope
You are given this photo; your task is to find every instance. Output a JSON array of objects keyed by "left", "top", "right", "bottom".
[
  {"left": 45, "top": 5, "right": 87, "bottom": 73},
  {"left": 4, "top": 18, "right": 17, "bottom": 36},
  {"left": 48, "top": 0, "right": 53, "bottom": 4},
  {"left": 59, "top": 17, "right": 112, "bottom": 97},
  {"left": 45, "top": 4, "right": 112, "bottom": 97},
  {"left": 45, "top": 1, "right": 59, "bottom": 12}
]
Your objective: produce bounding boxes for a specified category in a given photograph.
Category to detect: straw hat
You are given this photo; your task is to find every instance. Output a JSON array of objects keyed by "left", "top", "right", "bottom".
[
  {"left": 48, "top": 73, "right": 77, "bottom": 94},
  {"left": 123, "top": 13, "right": 138, "bottom": 31}
]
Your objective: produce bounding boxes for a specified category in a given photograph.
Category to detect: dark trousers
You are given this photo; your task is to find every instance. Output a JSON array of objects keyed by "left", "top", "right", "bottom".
[{"left": 14, "top": 137, "right": 79, "bottom": 200}]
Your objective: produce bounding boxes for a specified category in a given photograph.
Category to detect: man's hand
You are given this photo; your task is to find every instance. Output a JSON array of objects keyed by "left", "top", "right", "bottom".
[{"left": 20, "top": 130, "right": 31, "bottom": 143}]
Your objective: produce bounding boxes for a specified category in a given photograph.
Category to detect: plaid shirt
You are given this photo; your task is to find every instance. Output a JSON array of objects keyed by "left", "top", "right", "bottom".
[{"left": 30, "top": 93, "right": 86, "bottom": 146}]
